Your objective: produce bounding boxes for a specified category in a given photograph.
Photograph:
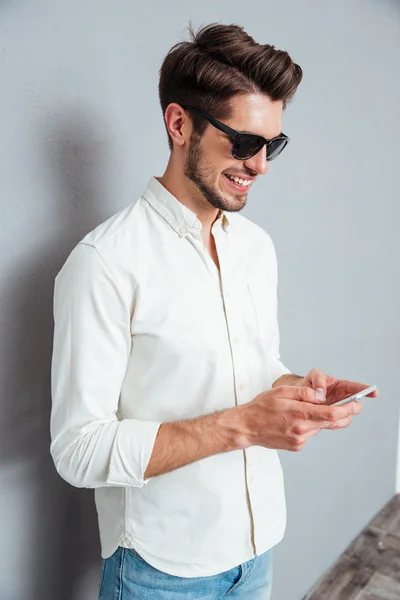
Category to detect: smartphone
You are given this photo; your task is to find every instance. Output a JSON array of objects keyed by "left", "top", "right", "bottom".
[{"left": 336, "top": 384, "right": 377, "bottom": 405}]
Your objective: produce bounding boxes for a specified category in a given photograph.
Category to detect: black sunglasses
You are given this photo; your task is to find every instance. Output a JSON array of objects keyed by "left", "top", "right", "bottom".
[{"left": 181, "top": 104, "right": 289, "bottom": 161}]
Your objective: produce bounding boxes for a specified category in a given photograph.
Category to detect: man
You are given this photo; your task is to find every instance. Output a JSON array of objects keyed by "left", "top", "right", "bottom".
[{"left": 50, "top": 22, "right": 378, "bottom": 600}]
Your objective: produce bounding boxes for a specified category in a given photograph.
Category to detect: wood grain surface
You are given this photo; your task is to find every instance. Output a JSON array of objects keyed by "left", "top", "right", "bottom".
[{"left": 303, "top": 495, "right": 400, "bottom": 600}]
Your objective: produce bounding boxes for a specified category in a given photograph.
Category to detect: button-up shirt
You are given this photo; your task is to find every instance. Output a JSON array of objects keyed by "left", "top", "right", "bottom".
[{"left": 50, "top": 175, "right": 291, "bottom": 577}]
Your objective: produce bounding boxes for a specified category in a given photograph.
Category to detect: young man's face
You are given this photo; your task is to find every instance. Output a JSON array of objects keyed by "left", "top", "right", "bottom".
[{"left": 184, "top": 93, "right": 283, "bottom": 214}]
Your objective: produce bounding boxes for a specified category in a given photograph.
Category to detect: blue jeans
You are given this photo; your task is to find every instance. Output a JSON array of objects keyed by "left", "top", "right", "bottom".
[{"left": 98, "top": 546, "right": 273, "bottom": 599}]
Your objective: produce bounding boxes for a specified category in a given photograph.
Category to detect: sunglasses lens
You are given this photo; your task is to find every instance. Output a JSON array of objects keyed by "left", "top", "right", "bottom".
[
  {"left": 266, "top": 138, "right": 288, "bottom": 161},
  {"left": 233, "top": 135, "right": 264, "bottom": 159},
  {"left": 233, "top": 135, "right": 289, "bottom": 160}
]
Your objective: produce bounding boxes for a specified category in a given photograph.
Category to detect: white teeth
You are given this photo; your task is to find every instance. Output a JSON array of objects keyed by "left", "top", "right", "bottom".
[{"left": 226, "top": 174, "right": 251, "bottom": 186}]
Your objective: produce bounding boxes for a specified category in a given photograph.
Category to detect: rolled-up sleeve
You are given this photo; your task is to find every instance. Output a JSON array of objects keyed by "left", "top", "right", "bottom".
[{"left": 50, "top": 242, "right": 162, "bottom": 489}]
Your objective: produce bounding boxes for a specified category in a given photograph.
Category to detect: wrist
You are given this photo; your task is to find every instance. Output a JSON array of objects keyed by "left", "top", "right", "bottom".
[
  {"left": 272, "top": 374, "right": 303, "bottom": 388},
  {"left": 217, "top": 405, "right": 253, "bottom": 450}
]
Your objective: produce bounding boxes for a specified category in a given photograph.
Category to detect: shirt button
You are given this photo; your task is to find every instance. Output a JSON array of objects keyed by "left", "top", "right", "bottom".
[
  {"left": 233, "top": 336, "right": 239, "bottom": 344},
  {"left": 239, "top": 383, "right": 244, "bottom": 390},
  {"left": 179, "top": 225, "right": 187, "bottom": 235}
]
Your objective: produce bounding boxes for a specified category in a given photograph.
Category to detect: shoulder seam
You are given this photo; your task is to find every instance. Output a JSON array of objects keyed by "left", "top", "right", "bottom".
[
  {"left": 82, "top": 199, "right": 143, "bottom": 250},
  {"left": 78, "top": 242, "right": 126, "bottom": 305}
]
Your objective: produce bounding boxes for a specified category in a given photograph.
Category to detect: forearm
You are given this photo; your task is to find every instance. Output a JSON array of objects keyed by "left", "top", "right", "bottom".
[
  {"left": 145, "top": 374, "right": 307, "bottom": 479},
  {"left": 272, "top": 373, "right": 303, "bottom": 387},
  {"left": 144, "top": 407, "right": 245, "bottom": 479}
]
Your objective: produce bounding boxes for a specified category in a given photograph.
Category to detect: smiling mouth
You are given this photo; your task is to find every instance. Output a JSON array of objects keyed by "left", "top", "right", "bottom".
[{"left": 223, "top": 173, "right": 253, "bottom": 192}]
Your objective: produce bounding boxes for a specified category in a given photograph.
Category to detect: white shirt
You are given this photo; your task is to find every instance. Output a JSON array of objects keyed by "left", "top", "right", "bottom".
[{"left": 50, "top": 175, "right": 291, "bottom": 577}]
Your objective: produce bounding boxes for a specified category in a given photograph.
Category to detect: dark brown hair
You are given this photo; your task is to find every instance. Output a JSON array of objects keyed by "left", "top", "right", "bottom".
[{"left": 158, "top": 22, "right": 303, "bottom": 151}]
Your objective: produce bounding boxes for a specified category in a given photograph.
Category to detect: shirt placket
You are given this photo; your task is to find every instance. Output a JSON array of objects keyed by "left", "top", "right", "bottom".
[
  {"left": 212, "top": 224, "right": 257, "bottom": 556},
  {"left": 212, "top": 226, "right": 249, "bottom": 407}
]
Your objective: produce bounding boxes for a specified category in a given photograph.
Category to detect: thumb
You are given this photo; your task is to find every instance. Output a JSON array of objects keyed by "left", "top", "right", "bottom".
[
  {"left": 294, "top": 386, "right": 322, "bottom": 405},
  {"left": 305, "top": 369, "right": 327, "bottom": 403},
  {"left": 315, "top": 387, "right": 326, "bottom": 403}
]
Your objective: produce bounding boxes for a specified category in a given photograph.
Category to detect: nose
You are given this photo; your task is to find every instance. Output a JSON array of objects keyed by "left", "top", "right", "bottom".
[{"left": 243, "top": 145, "right": 269, "bottom": 175}]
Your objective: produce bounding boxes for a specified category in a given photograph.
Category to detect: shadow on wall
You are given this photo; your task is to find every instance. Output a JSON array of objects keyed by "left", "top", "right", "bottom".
[
  {"left": 1, "top": 109, "right": 117, "bottom": 600},
  {"left": 387, "top": 0, "right": 400, "bottom": 13}
]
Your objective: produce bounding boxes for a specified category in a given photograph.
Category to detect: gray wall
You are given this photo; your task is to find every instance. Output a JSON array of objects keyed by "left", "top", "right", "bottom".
[{"left": 1, "top": 1, "right": 399, "bottom": 599}]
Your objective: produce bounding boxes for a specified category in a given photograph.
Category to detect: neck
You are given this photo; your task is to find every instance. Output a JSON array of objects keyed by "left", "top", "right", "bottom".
[{"left": 157, "top": 157, "right": 221, "bottom": 235}]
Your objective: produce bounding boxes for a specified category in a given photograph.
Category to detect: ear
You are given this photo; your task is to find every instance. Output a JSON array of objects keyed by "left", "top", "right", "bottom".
[{"left": 164, "top": 103, "right": 192, "bottom": 149}]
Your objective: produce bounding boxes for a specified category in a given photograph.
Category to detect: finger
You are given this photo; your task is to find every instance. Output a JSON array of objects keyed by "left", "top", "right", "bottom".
[
  {"left": 323, "top": 416, "right": 353, "bottom": 430},
  {"left": 276, "top": 385, "right": 321, "bottom": 405},
  {"left": 334, "top": 380, "right": 379, "bottom": 402},
  {"left": 357, "top": 384, "right": 379, "bottom": 398},
  {"left": 308, "top": 400, "right": 362, "bottom": 422},
  {"left": 297, "top": 417, "right": 352, "bottom": 448},
  {"left": 302, "top": 427, "right": 323, "bottom": 442}
]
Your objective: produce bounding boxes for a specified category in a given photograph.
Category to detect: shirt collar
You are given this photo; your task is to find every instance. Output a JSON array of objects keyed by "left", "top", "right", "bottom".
[{"left": 142, "top": 176, "right": 230, "bottom": 237}]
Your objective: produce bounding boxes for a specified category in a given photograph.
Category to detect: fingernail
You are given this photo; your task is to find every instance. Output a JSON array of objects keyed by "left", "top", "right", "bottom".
[{"left": 316, "top": 388, "right": 326, "bottom": 403}]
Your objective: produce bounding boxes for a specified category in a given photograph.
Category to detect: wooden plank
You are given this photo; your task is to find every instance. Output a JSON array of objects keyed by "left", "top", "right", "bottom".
[
  {"left": 345, "top": 526, "right": 400, "bottom": 582},
  {"left": 369, "top": 495, "right": 400, "bottom": 536},
  {"left": 354, "top": 572, "right": 400, "bottom": 600},
  {"left": 356, "top": 595, "right": 390, "bottom": 600},
  {"left": 303, "top": 554, "right": 372, "bottom": 600},
  {"left": 304, "top": 496, "right": 400, "bottom": 600}
]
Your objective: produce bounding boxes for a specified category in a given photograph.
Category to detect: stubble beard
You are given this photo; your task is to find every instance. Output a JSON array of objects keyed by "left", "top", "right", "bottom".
[{"left": 184, "top": 132, "right": 247, "bottom": 214}]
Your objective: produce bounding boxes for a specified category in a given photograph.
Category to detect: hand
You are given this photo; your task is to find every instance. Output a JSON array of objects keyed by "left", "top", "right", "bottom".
[
  {"left": 237, "top": 385, "right": 362, "bottom": 452},
  {"left": 296, "top": 368, "right": 379, "bottom": 405}
]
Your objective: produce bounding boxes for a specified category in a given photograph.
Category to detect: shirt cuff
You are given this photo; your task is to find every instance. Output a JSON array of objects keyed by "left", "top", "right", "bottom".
[{"left": 106, "top": 419, "right": 162, "bottom": 487}]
